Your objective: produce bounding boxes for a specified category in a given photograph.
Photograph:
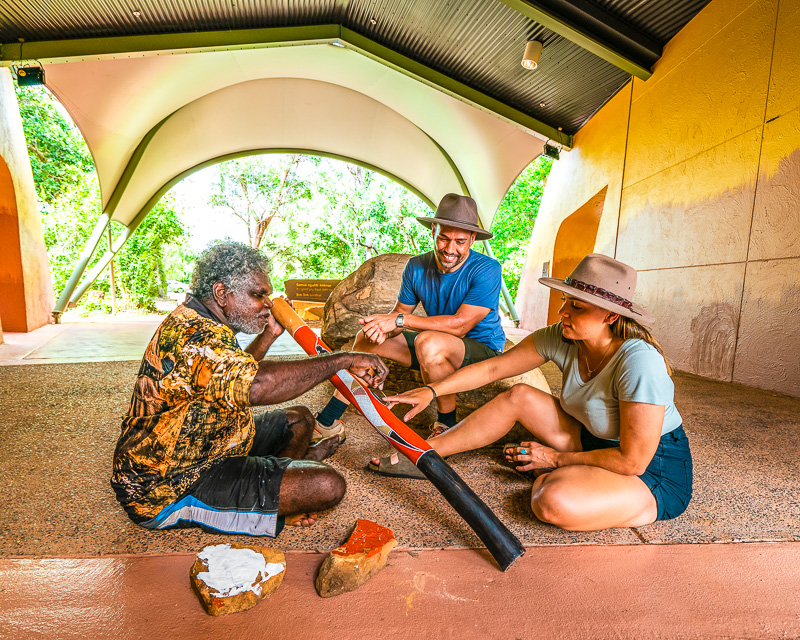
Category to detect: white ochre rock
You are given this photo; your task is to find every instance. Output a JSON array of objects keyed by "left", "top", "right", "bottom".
[{"left": 190, "top": 543, "right": 286, "bottom": 615}]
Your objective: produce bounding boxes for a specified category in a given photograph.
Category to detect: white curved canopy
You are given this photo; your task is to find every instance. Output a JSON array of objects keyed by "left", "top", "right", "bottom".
[{"left": 43, "top": 42, "right": 547, "bottom": 229}]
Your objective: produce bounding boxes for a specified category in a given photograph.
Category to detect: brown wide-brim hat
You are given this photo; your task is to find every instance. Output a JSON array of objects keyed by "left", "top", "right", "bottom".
[
  {"left": 416, "top": 193, "right": 493, "bottom": 240},
  {"left": 539, "top": 253, "right": 655, "bottom": 325}
]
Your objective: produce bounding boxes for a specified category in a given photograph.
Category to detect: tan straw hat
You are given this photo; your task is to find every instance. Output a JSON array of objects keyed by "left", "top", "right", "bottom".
[
  {"left": 416, "top": 193, "right": 493, "bottom": 240},
  {"left": 539, "top": 253, "right": 654, "bottom": 325}
]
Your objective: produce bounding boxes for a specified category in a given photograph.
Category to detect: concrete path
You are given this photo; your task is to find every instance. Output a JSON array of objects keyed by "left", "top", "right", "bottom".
[{"left": 0, "top": 314, "right": 306, "bottom": 365}]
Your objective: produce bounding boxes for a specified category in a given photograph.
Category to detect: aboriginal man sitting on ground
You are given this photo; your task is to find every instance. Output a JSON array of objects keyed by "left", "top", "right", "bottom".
[
  {"left": 111, "top": 241, "right": 388, "bottom": 536},
  {"left": 314, "top": 194, "right": 507, "bottom": 477}
]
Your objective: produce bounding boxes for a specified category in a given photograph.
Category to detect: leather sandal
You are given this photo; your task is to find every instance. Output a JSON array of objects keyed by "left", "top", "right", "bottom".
[{"left": 367, "top": 452, "right": 426, "bottom": 479}]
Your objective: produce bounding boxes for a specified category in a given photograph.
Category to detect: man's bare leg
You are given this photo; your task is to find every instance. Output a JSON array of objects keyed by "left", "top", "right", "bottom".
[
  {"left": 323, "top": 330, "right": 412, "bottom": 411},
  {"left": 327, "top": 330, "right": 464, "bottom": 418},
  {"left": 412, "top": 330, "right": 466, "bottom": 415},
  {"left": 275, "top": 405, "right": 341, "bottom": 461},
  {"left": 278, "top": 461, "right": 346, "bottom": 527},
  {"left": 271, "top": 405, "right": 346, "bottom": 526}
]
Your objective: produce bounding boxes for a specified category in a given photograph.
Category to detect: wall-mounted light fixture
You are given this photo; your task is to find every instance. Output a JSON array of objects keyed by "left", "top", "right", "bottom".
[
  {"left": 543, "top": 143, "right": 561, "bottom": 160},
  {"left": 13, "top": 64, "right": 45, "bottom": 86},
  {"left": 521, "top": 40, "right": 543, "bottom": 70}
]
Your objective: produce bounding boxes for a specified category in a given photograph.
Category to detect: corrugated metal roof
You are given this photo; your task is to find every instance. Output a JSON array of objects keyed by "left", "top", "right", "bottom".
[
  {"left": 0, "top": 0, "right": 712, "bottom": 134},
  {"left": 593, "top": 0, "right": 712, "bottom": 44}
]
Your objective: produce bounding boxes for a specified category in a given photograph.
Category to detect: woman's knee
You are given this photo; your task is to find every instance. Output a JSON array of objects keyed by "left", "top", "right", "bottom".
[
  {"left": 531, "top": 478, "right": 575, "bottom": 527},
  {"left": 506, "top": 383, "right": 541, "bottom": 404}
]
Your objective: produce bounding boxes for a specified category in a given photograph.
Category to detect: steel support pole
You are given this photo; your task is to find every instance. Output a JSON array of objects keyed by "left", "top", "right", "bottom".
[
  {"left": 68, "top": 226, "right": 132, "bottom": 304},
  {"left": 52, "top": 213, "right": 111, "bottom": 321},
  {"left": 482, "top": 240, "right": 520, "bottom": 326}
]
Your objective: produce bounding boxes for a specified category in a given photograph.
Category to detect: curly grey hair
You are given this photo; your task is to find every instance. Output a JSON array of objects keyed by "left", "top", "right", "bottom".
[{"left": 191, "top": 241, "right": 272, "bottom": 300}]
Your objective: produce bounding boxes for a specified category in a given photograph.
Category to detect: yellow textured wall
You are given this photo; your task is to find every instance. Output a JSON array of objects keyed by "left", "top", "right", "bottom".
[
  {"left": 516, "top": 84, "right": 631, "bottom": 328},
  {"left": 518, "top": 0, "right": 800, "bottom": 397},
  {"left": 0, "top": 68, "right": 55, "bottom": 333}
]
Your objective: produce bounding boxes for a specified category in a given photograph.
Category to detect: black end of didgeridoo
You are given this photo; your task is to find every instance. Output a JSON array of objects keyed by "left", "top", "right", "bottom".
[{"left": 415, "top": 450, "right": 525, "bottom": 571}]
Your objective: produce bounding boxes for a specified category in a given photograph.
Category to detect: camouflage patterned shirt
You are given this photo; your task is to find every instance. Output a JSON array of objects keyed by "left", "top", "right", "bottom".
[{"left": 111, "top": 296, "right": 258, "bottom": 521}]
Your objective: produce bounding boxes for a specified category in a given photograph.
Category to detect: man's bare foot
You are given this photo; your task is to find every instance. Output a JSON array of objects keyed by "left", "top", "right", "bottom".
[
  {"left": 304, "top": 434, "right": 341, "bottom": 461},
  {"left": 286, "top": 512, "right": 318, "bottom": 527}
]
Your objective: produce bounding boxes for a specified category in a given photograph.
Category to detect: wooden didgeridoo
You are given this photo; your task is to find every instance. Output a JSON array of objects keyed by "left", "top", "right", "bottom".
[{"left": 271, "top": 298, "right": 524, "bottom": 571}]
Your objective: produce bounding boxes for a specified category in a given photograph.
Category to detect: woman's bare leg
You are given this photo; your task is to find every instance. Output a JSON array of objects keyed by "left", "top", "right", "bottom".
[
  {"left": 429, "top": 383, "right": 583, "bottom": 457},
  {"left": 423, "top": 383, "right": 658, "bottom": 531},
  {"left": 531, "top": 466, "right": 657, "bottom": 530}
]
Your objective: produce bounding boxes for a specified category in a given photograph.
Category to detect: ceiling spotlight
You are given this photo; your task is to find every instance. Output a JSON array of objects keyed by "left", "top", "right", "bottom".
[
  {"left": 521, "top": 40, "right": 542, "bottom": 70},
  {"left": 370, "top": 18, "right": 377, "bottom": 25},
  {"left": 539, "top": 102, "right": 546, "bottom": 108},
  {"left": 132, "top": 10, "right": 141, "bottom": 16}
]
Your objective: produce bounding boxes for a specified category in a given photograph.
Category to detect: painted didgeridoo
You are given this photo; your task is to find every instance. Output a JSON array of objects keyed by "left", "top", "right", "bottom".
[{"left": 271, "top": 299, "right": 524, "bottom": 571}]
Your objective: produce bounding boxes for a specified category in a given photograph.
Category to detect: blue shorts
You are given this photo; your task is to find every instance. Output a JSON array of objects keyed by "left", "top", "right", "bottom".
[{"left": 581, "top": 425, "right": 693, "bottom": 521}]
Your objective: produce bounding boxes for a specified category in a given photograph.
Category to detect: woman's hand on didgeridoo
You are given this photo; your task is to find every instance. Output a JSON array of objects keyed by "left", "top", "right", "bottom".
[
  {"left": 383, "top": 386, "right": 436, "bottom": 422},
  {"left": 504, "top": 441, "right": 558, "bottom": 472},
  {"left": 347, "top": 353, "right": 389, "bottom": 389}
]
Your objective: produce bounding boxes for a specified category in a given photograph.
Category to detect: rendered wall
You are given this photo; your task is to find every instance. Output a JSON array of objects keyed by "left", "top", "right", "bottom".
[
  {"left": 518, "top": 0, "right": 800, "bottom": 397},
  {"left": 0, "top": 68, "right": 55, "bottom": 333}
]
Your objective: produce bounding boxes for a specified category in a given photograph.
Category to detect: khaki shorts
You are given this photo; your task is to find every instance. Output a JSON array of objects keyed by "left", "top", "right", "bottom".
[{"left": 402, "top": 329, "right": 501, "bottom": 371}]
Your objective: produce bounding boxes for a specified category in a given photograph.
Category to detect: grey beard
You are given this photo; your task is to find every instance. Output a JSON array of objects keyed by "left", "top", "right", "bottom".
[{"left": 225, "top": 309, "right": 266, "bottom": 335}]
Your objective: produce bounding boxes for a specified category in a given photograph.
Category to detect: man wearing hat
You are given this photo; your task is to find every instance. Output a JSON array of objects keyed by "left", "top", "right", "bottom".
[{"left": 314, "top": 193, "right": 506, "bottom": 449}]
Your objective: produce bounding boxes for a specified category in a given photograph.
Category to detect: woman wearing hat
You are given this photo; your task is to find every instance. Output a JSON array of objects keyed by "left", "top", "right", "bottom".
[{"left": 383, "top": 254, "right": 692, "bottom": 531}]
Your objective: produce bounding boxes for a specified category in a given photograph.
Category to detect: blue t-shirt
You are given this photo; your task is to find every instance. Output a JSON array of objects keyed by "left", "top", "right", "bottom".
[
  {"left": 397, "top": 250, "right": 506, "bottom": 352},
  {"left": 532, "top": 323, "right": 682, "bottom": 439}
]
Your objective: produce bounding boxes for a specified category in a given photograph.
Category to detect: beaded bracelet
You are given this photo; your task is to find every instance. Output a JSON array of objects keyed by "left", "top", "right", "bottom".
[{"left": 423, "top": 384, "right": 437, "bottom": 401}]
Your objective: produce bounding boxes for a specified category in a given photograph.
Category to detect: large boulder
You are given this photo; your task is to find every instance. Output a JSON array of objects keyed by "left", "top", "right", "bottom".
[
  {"left": 190, "top": 543, "right": 286, "bottom": 616},
  {"left": 380, "top": 340, "right": 551, "bottom": 428},
  {"left": 315, "top": 519, "right": 397, "bottom": 598},
  {"left": 322, "top": 254, "right": 425, "bottom": 349}
]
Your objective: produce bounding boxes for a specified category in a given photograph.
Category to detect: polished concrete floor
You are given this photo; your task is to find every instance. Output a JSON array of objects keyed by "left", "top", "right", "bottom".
[
  {"left": 4, "top": 543, "right": 800, "bottom": 640},
  {"left": 1, "top": 317, "right": 799, "bottom": 638}
]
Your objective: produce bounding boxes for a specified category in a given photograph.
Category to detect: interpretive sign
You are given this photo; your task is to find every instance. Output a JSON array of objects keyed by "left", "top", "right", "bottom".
[{"left": 284, "top": 279, "right": 341, "bottom": 302}]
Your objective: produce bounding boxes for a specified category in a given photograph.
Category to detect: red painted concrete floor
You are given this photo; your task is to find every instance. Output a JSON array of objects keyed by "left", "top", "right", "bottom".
[{"left": 3, "top": 543, "right": 800, "bottom": 639}]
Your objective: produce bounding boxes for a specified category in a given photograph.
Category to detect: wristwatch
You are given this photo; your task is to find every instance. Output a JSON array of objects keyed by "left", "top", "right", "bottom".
[{"left": 395, "top": 313, "right": 405, "bottom": 328}]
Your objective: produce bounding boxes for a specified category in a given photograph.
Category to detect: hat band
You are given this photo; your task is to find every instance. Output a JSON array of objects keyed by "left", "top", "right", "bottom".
[{"left": 564, "top": 277, "right": 633, "bottom": 311}]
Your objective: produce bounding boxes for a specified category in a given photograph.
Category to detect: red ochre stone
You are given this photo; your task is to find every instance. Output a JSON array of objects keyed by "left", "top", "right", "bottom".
[{"left": 315, "top": 519, "right": 398, "bottom": 598}]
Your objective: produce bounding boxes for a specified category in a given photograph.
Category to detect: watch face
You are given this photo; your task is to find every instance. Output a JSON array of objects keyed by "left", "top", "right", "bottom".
[{"left": 396, "top": 314, "right": 404, "bottom": 328}]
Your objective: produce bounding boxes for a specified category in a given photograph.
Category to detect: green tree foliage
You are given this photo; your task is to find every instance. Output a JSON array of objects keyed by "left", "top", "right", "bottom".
[
  {"left": 488, "top": 156, "right": 553, "bottom": 300},
  {"left": 209, "top": 155, "right": 315, "bottom": 249},
  {"left": 15, "top": 84, "right": 189, "bottom": 312},
  {"left": 116, "top": 197, "right": 186, "bottom": 310},
  {"left": 14, "top": 85, "right": 93, "bottom": 204},
  {"left": 257, "top": 159, "right": 433, "bottom": 281}
]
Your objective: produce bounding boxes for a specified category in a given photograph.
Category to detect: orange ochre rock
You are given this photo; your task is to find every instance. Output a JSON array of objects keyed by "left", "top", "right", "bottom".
[
  {"left": 190, "top": 543, "right": 286, "bottom": 616},
  {"left": 315, "top": 519, "right": 398, "bottom": 598}
]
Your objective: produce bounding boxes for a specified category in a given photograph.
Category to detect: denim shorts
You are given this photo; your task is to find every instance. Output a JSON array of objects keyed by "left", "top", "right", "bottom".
[{"left": 581, "top": 425, "right": 693, "bottom": 521}]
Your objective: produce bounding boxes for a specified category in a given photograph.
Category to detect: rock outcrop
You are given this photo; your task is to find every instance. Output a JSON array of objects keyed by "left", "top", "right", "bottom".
[
  {"left": 315, "top": 519, "right": 397, "bottom": 598},
  {"left": 190, "top": 543, "right": 286, "bottom": 616},
  {"left": 322, "top": 254, "right": 425, "bottom": 349}
]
